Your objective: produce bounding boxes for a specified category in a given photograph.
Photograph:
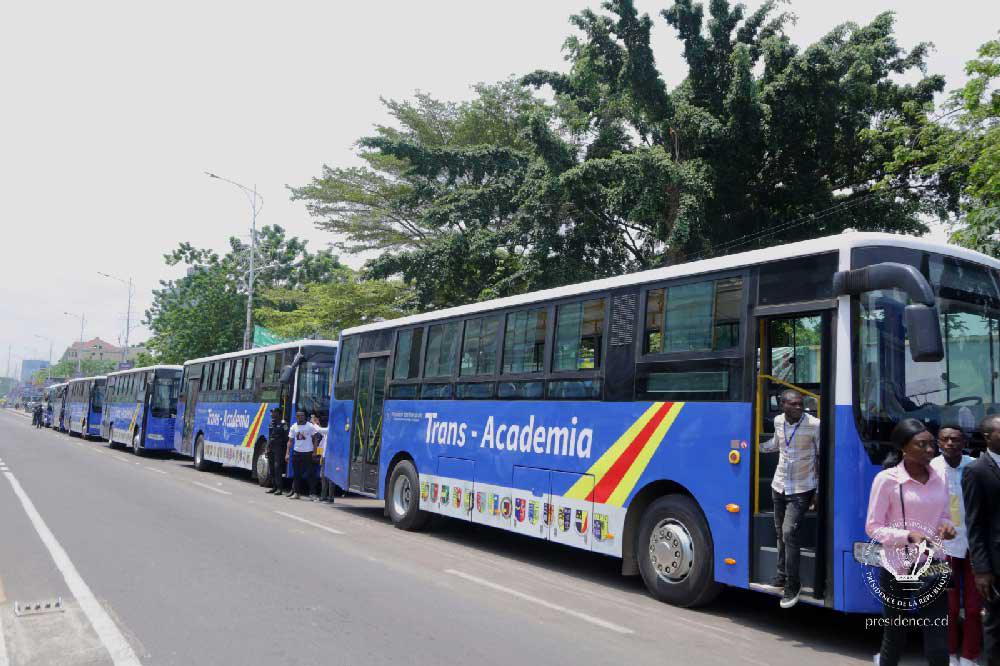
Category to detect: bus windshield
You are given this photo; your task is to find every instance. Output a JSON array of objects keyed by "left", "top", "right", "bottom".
[
  {"left": 151, "top": 373, "right": 179, "bottom": 418},
  {"left": 856, "top": 252, "right": 1000, "bottom": 445},
  {"left": 297, "top": 353, "right": 334, "bottom": 425}
]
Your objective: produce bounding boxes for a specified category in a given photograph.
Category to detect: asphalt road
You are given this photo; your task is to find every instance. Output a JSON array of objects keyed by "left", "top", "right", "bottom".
[{"left": 0, "top": 408, "right": 919, "bottom": 665}]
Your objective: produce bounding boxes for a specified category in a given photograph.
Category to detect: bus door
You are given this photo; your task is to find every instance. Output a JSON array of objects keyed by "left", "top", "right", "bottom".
[
  {"left": 181, "top": 374, "right": 200, "bottom": 456},
  {"left": 348, "top": 354, "right": 388, "bottom": 495},
  {"left": 751, "top": 310, "right": 832, "bottom": 603}
]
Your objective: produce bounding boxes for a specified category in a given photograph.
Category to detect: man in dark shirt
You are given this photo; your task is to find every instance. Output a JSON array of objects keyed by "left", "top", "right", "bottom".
[{"left": 265, "top": 408, "right": 289, "bottom": 495}]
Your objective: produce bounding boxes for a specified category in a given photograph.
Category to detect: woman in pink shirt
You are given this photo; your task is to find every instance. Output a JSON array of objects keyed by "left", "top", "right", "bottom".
[{"left": 866, "top": 419, "right": 957, "bottom": 666}]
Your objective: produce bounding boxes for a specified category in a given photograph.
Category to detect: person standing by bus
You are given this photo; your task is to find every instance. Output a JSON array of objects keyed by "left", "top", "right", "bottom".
[
  {"left": 867, "top": 418, "right": 955, "bottom": 666},
  {"left": 930, "top": 424, "right": 981, "bottom": 666},
  {"left": 285, "top": 410, "right": 319, "bottom": 500},
  {"left": 265, "top": 408, "right": 289, "bottom": 495},
  {"left": 310, "top": 414, "right": 332, "bottom": 504},
  {"left": 760, "top": 388, "right": 820, "bottom": 609},
  {"left": 963, "top": 415, "right": 1000, "bottom": 666}
]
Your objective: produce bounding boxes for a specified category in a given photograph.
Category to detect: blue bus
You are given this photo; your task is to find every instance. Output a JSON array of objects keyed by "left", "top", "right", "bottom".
[
  {"left": 324, "top": 232, "right": 999, "bottom": 613},
  {"left": 102, "top": 366, "right": 182, "bottom": 455},
  {"left": 44, "top": 382, "right": 67, "bottom": 428},
  {"left": 175, "top": 341, "right": 337, "bottom": 483},
  {"left": 65, "top": 376, "right": 106, "bottom": 438}
]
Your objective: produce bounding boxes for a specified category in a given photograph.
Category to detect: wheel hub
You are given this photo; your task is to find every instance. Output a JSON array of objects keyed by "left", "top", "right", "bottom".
[
  {"left": 649, "top": 519, "right": 695, "bottom": 583},
  {"left": 392, "top": 475, "right": 412, "bottom": 517}
]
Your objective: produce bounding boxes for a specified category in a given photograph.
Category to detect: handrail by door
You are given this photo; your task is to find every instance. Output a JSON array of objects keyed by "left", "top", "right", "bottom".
[{"left": 753, "top": 373, "right": 821, "bottom": 514}]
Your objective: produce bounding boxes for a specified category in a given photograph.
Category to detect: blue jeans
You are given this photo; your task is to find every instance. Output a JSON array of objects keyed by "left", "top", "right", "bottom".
[{"left": 772, "top": 489, "right": 813, "bottom": 590}]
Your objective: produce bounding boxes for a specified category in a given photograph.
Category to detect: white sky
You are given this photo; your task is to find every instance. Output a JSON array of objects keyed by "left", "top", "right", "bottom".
[{"left": 1, "top": 0, "right": 995, "bottom": 378}]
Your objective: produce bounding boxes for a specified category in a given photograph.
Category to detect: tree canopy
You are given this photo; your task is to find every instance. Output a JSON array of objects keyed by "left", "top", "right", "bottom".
[
  {"left": 293, "top": 0, "right": 956, "bottom": 310},
  {"left": 144, "top": 226, "right": 342, "bottom": 363}
]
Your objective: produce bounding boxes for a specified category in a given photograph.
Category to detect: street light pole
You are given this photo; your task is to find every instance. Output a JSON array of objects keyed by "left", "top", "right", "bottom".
[
  {"left": 205, "top": 171, "right": 264, "bottom": 351},
  {"left": 33, "top": 334, "right": 53, "bottom": 381},
  {"left": 63, "top": 312, "right": 86, "bottom": 375},
  {"left": 98, "top": 272, "right": 135, "bottom": 364}
]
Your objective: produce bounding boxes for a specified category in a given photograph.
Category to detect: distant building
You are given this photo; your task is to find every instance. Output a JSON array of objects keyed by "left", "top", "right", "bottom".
[
  {"left": 60, "top": 338, "right": 147, "bottom": 364},
  {"left": 21, "top": 359, "right": 50, "bottom": 382}
]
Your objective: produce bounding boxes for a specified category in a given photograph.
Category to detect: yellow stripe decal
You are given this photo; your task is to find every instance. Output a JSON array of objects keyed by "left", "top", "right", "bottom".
[
  {"left": 563, "top": 403, "right": 664, "bottom": 500},
  {"left": 606, "top": 402, "right": 683, "bottom": 507},
  {"left": 241, "top": 403, "right": 268, "bottom": 448}
]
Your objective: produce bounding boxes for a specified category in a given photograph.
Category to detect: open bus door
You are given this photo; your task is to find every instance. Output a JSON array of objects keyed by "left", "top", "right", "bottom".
[
  {"left": 347, "top": 354, "right": 388, "bottom": 495},
  {"left": 181, "top": 372, "right": 200, "bottom": 457},
  {"left": 750, "top": 311, "right": 833, "bottom": 606}
]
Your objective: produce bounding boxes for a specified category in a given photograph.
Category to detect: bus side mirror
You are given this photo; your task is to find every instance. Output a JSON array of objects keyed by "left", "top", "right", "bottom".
[
  {"left": 279, "top": 352, "right": 304, "bottom": 385},
  {"left": 905, "top": 304, "right": 944, "bottom": 362}
]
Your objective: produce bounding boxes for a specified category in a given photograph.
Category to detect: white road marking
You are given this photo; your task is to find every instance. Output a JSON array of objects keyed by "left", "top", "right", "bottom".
[
  {"left": 111, "top": 456, "right": 131, "bottom": 464},
  {"left": 274, "top": 511, "right": 345, "bottom": 535},
  {"left": 2, "top": 470, "right": 141, "bottom": 665},
  {"left": 144, "top": 467, "right": 167, "bottom": 475},
  {"left": 190, "top": 481, "right": 232, "bottom": 495},
  {"left": 445, "top": 569, "right": 635, "bottom": 635}
]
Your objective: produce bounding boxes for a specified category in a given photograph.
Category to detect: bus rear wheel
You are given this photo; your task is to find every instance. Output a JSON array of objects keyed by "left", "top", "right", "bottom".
[
  {"left": 637, "top": 495, "right": 721, "bottom": 608},
  {"left": 132, "top": 429, "right": 144, "bottom": 456},
  {"left": 193, "top": 434, "right": 209, "bottom": 471},
  {"left": 387, "top": 460, "right": 429, "bottom": 531}
]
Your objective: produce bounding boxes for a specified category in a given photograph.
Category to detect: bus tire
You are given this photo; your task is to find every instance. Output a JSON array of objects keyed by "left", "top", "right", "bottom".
[
  {"left": 193, "top": 434, "right": 209, "bottom": 471},
  {"left": 637, "top": 495, "right": 721, "bottom": 608},
  {"left": 386, "top": 460, "right": 429, "bottom": 531},
  {"left": 255, "top": 450, "right": 270, "bottom": 487},
  {"left": 132, "top": 429, "right": 144, "bottom": 456}
]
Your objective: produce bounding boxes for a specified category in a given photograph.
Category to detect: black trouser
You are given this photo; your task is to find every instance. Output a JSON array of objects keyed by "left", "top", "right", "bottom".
[
  {"left": 986, "top": 585, "right": 1000, "bottom": 666},
  {"left": 291, "top": 451, "right": 315, "bottom": 496},
  {"left": 268, "top": 444, "right": 287, "bottom": 491},
  {"left": 320, "top": 474, "right": 333, "bottom": 501},
  {"left": 878, "top": 568, "right": 949, "bottom": 666},
  {"left": 772, "top": 488, "right": 814, "bottom": 590}
]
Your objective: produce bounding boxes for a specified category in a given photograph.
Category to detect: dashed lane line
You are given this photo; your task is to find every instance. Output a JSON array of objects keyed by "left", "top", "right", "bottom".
[
  {"left": 444, "top": 569, "right": 635, "bottom": 636},
  {"left": 144, "top": 467, "right": 168, "bottom": 475},
  {"left": 274, "top": 511, "right": 345, "bottom": 535},
  {"left": 190, "top": 481, "right": 232, "bottom": 496},
  {"left": 2, "top": 469, "right": 141, "bottom": 665}
]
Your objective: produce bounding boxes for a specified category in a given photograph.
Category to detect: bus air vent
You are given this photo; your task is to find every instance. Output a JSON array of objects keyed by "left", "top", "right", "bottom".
[{"left": 610, "top": 294, "right": 636, "bottom": 347}]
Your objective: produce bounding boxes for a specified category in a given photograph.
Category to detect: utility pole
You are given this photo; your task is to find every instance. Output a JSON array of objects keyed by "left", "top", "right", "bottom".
[{"left": 205, "top": 172, "right": 264, "bottom": 350}]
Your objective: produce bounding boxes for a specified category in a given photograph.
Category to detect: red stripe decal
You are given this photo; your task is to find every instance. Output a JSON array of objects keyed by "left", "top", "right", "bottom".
[{"left": 587, "top": 402, "right": 674, "bottom": 503}]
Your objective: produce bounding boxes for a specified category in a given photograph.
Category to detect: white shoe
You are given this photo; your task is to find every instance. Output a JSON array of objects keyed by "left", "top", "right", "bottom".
[
  {"left": 959, "top": 658, "right": 978, "bottom": 666},
  {"left": 950, "top": 656, "right": 960, "bottom": 666},
  {"left": 873, "top": 654, "right": 880, "bottom": 666}
]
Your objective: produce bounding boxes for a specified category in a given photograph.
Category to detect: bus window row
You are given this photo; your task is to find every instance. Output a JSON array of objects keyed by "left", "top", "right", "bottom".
[{"left": 338, "top": 272, "right": 746, "bottom": 401}]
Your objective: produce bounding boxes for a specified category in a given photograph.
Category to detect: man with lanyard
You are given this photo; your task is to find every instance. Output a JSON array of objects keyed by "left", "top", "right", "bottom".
[
  {"left": 930, "top": 424, "right": 980, "bottom": 666},
  {"left": 760, "top": 388, "right": 820, "bottom": 609},
  {"left": 265, "top": 407, "right": 289, "bottom": 495}
]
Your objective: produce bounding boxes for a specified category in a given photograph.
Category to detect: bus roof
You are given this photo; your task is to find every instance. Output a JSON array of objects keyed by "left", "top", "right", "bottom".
[
  {"left": 106, "top": 365, "right": 182, "bottom": 378},
  {"left": 67, "top": 376, "right": 106, "bottom": 384},
  {"left": 341, "top": 232, "right": 1000, "bottom": 337},
  {"left": 182, "top": 340, "right": 338, "bottom": 367}
]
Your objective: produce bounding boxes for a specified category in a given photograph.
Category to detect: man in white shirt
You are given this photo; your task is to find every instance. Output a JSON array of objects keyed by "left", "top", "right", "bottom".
[
  {"left": 760, "top": 389, "right": 821, "bottom": 609},
  {"left": 930, "top": 424, "right": 981, "bottom": 666},
  {"left": 285, "top": 410, "right": 319, "bottom": 500}
]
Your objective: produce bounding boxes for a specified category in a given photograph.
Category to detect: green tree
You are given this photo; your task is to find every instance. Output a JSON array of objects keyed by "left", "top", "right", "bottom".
[
  {"left": 256, "top": 267, "right": 414, "bottom": 340},
  {"left": 33, "top": 358, "right": 116, "bottom": 382},
  {"left": 144, "top": 225, "right": 342, "bottom": 363},
  {"left": 880, "top": 37, "right": 1000, "bottom": 255},
  {"left": 294, "top": 1, "right": 954, "bottom": 310}
]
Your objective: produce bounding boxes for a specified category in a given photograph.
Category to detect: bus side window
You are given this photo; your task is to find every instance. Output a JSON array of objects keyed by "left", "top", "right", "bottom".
[
  {"left": 219, "top": 361, "right": 231, "bottom": 392},
  {"left": 424, "top": 321, "right": 460, "bottom": 386},
  {"left": 243, "top": 356, "right": 255, "bottom": 391},
  {"left": 232, "top": 359, "right": 244, "bottom": 391}
]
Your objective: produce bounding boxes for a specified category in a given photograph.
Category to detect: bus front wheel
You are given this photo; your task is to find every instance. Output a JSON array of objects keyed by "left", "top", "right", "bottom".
[
  {"left": 637, "top": 495, "right": 721, "bottom": 608},
  {"left": 132, "top": 429, "right": 144, "bottom": 457},
  {"left": 387, "top": 460, "right": 429, "bottom": 531},
  {"left": 193, "top": 435, "right": 210, "bottom": 471}
]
